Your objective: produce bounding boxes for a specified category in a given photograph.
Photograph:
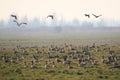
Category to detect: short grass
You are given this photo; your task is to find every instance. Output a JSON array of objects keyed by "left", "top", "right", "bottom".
[{"left": 0, "top": 32, "right": 120, "bottom": 80}]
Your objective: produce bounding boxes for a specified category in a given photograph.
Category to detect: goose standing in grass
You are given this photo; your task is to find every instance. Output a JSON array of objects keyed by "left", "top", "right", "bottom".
[
  {"left": 52, "top": 61, "right": 56, "bottom": 68},
  {"left": 31, "top": 60, "right": 36, "bottom": 69},
  {"left": 113, "top": 62, "right": 120, "bottom": 68},
  {"left": 55, "top": 57, "right": 62, "bottom": 63},
  {"left": 45, "top": 60, "right": 48, "bottom": 69},
  {"left": 68, "top": 61, "right": 73, "bottom": 69},
  {"left": 24, "top": 61, "right": 27, "bottom": 68}
]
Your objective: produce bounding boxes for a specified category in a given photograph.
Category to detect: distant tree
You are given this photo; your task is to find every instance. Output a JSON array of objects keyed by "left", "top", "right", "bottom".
[
  {"left": 31, "top": 17, "right": 40, "bottom": 28},
  {"left": 72, "top": 18, "right": 80, "bottom": 27},
  {"left": 0, "top": 20, "right": 5, "bottom": 28},
  {"left": 96, "top": 19, "right": 106, "bottom": 27},
  {"left": 81, "top": 21, "right": 93, "bottom": 30},
  {"left": 21, "top": 16, "right": 28, "bottom": 22},
  {"left": 7, "top": 18, "right": 16, "bottom": 28},
  {"left": 54, "top": 26, "right": 62, "bottom": 33}
]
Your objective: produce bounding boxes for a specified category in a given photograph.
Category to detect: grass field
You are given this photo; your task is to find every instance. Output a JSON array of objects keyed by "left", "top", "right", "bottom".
[{"left": 0, "top": 31, "right": 120, "bottom": 80}]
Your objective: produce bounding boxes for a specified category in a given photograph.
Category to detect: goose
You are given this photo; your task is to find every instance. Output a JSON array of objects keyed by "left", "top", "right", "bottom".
[
  {"left": 47, "top": 15, "right": 54, "bottom": 19},
  {"left": 13, "top": 20, "right": 27, "bottom": 27},
  {"left": 92, "top": 14, "right": 102, "bottom": 18},
  {"left": 84, "top": 14, "right": 90, "bottom": 18},
  {"left": 52, "top": 61, "right": 56, "bottom": 68},
  {"left": 45, "top": 60, "right": 49, "bottom": 69},
  {"left": 24, "top": 61, "right": 27, "bottom": 68}
]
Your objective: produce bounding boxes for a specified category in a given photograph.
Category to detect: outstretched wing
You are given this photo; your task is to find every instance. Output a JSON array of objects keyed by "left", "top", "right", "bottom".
[
  {"left": 13, "top": 20, "right": 21, "bottom": 27},
  {"left": 13, "top": 20, "right": 18, "bottom": 24},
  {"left": 47, "top": 15, "right": 54, "bottom": 19},
  {"left": 11, "top": 15, "right": 17, "bottom": 20},
  {"left": 98, "top": 15, "right": 102, "bottom": 17},
  {"left": 92, "top": 14, "right": 102, "bottom": 18},
  {"left": 92, "top": 14, "right": 97, "bottom": 17},
  {"left": 22, "top": 22, "right": 27, "bottom": 25}
]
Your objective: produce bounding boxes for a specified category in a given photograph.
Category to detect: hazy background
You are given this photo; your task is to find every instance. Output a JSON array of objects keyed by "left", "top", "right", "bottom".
[{"left": 0, "top": 0, "right": 120, "bottom": 37}]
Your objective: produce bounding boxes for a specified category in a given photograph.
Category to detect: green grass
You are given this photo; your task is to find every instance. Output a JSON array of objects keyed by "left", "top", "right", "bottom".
[{"left": 0, "top": 32, "right": 120, "bottom": 80}]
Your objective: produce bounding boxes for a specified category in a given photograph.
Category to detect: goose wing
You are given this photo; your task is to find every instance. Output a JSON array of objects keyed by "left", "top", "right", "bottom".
[
  {"left": 47, "top": 15, "right": 54, "bottom": 19},
  {"left": 11, "top": 15, "right": 17, "bottom": 20}
]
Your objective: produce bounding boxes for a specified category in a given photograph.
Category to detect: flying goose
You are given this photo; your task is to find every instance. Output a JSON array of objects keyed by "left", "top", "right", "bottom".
[
  {"left": 92, "top": 14, "right": 102, "bottom": 18},
  {"left": 84, "top": 14, "right": 90, "bottom": 18},
  {"left": 47, "top": 15, "right": 54, "bottom": 19},
  {"left": 13, "top": 20, "right": 27, "bottom": 27}
]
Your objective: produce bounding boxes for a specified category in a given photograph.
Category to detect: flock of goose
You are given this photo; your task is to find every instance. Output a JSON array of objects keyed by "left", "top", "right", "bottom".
[
  {"left": 0, "top": 43, "right": 120, "bottom": 69},
  {"left": 11, "top": 14, "right": 102, "bottom": 27},
  {"left": 84, "top": 14, "right": 102, "bottom": 18},
  {"left": 10, "top": 14, "right": 54, "bottom": 27}
]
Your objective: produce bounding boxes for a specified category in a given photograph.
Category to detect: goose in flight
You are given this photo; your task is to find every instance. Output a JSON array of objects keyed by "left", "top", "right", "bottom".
[
  {"left": 47, "top": 15, "right": 54, "bottom": 19},
  {"left": 11, "top": 14, "right": 17, "bottom": 20},
  {"left": 13, "top": 20, "right": 27, "bottom": 27},
  {"left": 92, "top": 14, "right": 102, "bottom": 18},
  {"left": 84, "top": 14, "right": 90, "bottom": 18}
]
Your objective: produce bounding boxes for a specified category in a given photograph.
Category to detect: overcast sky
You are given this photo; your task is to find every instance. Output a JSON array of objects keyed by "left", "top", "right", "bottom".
[{"left": 0, "top": 0, "right": 120, "bottom": 21}]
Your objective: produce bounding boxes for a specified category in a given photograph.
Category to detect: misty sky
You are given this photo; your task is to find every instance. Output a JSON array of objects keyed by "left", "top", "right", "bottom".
[{"left": 0, "top": 0, "right": 120, "bottom": 22}]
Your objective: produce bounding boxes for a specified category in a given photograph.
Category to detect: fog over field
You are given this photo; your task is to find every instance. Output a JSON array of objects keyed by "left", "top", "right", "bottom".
[
  {"left": 0, "top": 25, "right": 120, "bottom": 48},
  {"left": 0, "top": 0, "right": 120, "bottom": 47}
]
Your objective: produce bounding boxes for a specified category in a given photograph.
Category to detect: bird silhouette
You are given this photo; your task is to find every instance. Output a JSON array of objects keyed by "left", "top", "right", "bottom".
[
  {"left": 13, "top": 20, "right": 27, "bottom": 27},
  {"left": 84, "top": 14, "right": 90, "bottom": 18},
  {"left": 47, "top": 15, "right": 54, "bottom": 19},
  {"left": 11, "top": 14, "right": 17, "bottom": 20},
  {"left": 92, "top": 14, "right": 102, "bottom": 18}
]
